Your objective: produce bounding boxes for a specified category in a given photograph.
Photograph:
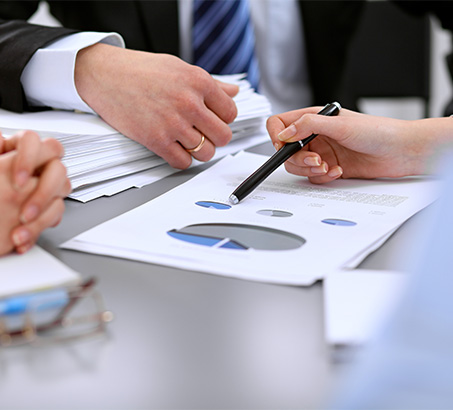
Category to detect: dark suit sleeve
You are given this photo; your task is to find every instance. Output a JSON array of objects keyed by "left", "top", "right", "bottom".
[
  {"left": 0, "top": 19, "right": 76, "bottom": 112},
  {"left": 0, "top": 1, "right": 180, "bottom": 113}
]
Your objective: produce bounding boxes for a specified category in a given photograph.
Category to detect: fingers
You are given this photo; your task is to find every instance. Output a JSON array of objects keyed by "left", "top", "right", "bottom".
[
  {"left": 284, "top": 159, "right": 343, "bottom": 181},
  {"left": 204, "top": 77, "right": 238, "bottom": 125},
  {"left": 268, "top": 107, "right": 359, "bottom": 147},
  {"left": 10, "top": 130, "right": 41, "bottom": 189},
  {"left": 12, "top": 198, "right": 66, "bottom": 254},
  {"left": 267, "top": 111, "right": 343, "bottom": 183},
  {"left": 267, "top": 107, "right": 322, "bottom": 142},
  {"left": 192, "top": 107, "right": 233, "bottom": 148},
  {"left": 146, "top": 113, "right": 229, "bottom": 170},
  {"left": 171, "top": 80, "right": 236, "bottom": 167},
  {"left": 0, "top": 132, "right": 5, "bottom": 154},
  {"left": 215, "top": 79, "right": 240, "bottom": 98},
  {"left": 8, "top": 131, "right": 64, "bottom": 189},
  {"left": 267, "top": 115, "right": 287, "bottom": 151},
  {"left": 20, "top": 159, "right": 71, "bottom": 224},
  {"left": 189, "top": 77, "right": 237, "bottom": 156},
  {"left": 275, "top": 112, "right": 334, "bottom": 144},
  {"left": 307, "top": 166, "right": 344, "bottom": 184}
]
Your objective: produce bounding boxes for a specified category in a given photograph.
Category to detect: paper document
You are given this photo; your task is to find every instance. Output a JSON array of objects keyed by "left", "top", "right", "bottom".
[
  {"left": 0, "top": 247, "right": 80, "bottom": 298},
  {"left": 62, "top": 151, "right": 440, "bottom": 285},
  {"left": 323, "top": 269, "right": 407, "bottom": 345},
  {"left": 69, "top": 132, "right": 269, "bottom": 203},
  {"left": 0, "top": 74, "right": 272, "bottom": 202},
  {"left": 0, "top": 108, "right": 116, "bottom": 136}
]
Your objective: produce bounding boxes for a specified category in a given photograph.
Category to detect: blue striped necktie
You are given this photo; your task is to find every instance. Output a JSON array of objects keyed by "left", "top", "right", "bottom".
[{"left": 192, "top": 0, "right": 260, "bottom": 90}]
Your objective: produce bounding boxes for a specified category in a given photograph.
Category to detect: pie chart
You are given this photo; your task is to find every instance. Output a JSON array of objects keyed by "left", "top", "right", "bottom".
[
  {"left": 167, "top": 223, "right": 306, "bottom": 251},
  {"left": 257, "top": 209, "right": 293, "bottom": 218}
]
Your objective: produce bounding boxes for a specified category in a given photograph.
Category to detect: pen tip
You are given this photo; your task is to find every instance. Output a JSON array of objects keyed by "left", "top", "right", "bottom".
[
  {"left": 229, "top": 194, "right": 239, "bottom": 205},
  {"left": 333, "top": 101, "right": 342, "bottom": 111}
]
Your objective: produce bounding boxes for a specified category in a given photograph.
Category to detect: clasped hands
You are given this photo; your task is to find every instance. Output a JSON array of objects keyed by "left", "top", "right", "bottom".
[{"left": 0, "top": 131, "right": 71, "bottom": 256}]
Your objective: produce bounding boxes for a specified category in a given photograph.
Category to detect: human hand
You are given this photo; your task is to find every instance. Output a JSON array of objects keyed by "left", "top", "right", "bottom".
[
  {"left": 0, "top": 131, "right": 71, "bottom": 255},
  {"left": 75, "top": 44, "right": 239, "bottom": 169},
  {"left": 267, "top": 107, "right": 440, "bottom": 184}
]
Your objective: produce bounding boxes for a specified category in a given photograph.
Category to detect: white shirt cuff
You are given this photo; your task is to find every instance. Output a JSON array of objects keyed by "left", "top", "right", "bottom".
[{"left": 21, "top": 32, "right": 125, "bottom": 114}]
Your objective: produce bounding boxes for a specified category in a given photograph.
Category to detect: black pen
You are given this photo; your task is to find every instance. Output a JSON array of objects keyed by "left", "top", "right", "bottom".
[{"left": 229, "top": 102, "right": 341, "bottom": 205}]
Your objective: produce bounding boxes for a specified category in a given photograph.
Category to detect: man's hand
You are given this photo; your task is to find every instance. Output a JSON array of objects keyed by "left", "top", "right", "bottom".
[{"left": 75, "top": 44, "right": 239, "bottom": 169}]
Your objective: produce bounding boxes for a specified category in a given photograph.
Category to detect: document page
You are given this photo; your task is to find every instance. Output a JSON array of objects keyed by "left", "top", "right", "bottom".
[
  {"left": 323, "top": 269, "right": 407, "bottom": 345},
  {"left": 0, "top": 246, "right": 80, "bottom": 297},
  {"left": 62, "top": 152, "right": 440, "bottom": 285}
]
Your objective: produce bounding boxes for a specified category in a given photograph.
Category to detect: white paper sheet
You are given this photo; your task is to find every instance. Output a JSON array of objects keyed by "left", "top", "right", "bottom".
[
  {"left": 323, "top": 269, "right": 407, "bottom": 345},
  {"left": 61, "top": 151, "right": 440, "bottom": 285},
  {"left": 0, "top": 109, "right": 116, "bottom": 136},
  {"left": 69, "top": 131, "right": 269, "bottom": 202},
  {"left": 0, "top": 247, "right": 80, "bottom": 298},
  {"left": 342, "top": 227, "right": 399, "bottom": 268}
]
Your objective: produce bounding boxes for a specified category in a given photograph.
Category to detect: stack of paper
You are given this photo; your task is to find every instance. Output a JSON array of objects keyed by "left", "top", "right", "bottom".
[{"left": 0, "top": 74, "right": 272, "bottom": 202}]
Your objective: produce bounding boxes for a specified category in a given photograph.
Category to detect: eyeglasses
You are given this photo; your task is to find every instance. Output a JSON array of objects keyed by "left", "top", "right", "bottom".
[{"left": 0, "top": 278, "right": 113, "bottom": 347}]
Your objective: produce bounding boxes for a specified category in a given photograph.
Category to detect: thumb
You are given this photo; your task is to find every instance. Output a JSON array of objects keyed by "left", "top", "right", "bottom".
[{"left": 277, "top": 113, "right": 347, "bottom": 144}]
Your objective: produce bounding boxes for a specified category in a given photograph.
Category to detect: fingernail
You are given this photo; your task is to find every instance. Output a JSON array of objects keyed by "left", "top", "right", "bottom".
[
  {"left": 15, "top": 170, "right": 29, "bottom": 189},
  {"left": 328, "top": 167, "right": 343, "bottom": 178},
  {"left": 12, "top": 228, "right": 31, "bottom": 246},
  {"left": 304, "top": 156, "right": 321, "bottom": 167},
  {"left": 277, "top": 124, "right": 297, "bottom": 141},
  {"left": 20, "top": 204, "right": 39, "bottom": 224},
  {"left": 274, "top": 142, "right": 282, "bottom": 151},
  {"left": 311, "top": 164, "right": 328, "bottom": 174},
  {"left": 16, "top": 243, "right": 33, "bottom": 254}
]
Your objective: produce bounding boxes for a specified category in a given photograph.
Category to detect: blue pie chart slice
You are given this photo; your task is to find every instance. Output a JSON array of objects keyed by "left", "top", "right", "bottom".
[
  {"left": 195, "top": 201, "right": 231, "bottom": 210},
  {"left": 321, "top": 218, "right": 357, "bottom": 227},
  {"left": 167, "top": 230, "right": 247, "bottom": 249}
]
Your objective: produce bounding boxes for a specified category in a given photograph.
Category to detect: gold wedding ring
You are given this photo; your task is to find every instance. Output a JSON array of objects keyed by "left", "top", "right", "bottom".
[{"left": 186, "top": 134, "right": 206, "bottom": 153}]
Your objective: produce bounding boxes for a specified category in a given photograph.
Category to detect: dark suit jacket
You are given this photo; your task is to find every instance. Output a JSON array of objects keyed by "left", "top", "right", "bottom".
[{"left": 0, "top": 1, "right": 363, "bottom": 113}]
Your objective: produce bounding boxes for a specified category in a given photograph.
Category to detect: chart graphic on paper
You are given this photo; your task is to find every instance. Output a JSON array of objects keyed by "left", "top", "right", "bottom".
[
  {"left": 195, "top": 201, "right": 294, "bottom": 218},
  {"left": 321, "top": 218, "right": 357, "bottom": 226},
  {"left": 257, "top": 209, "right": 293, "bottom": 218},
  {"left": 167, "top": 223, "right": 306, "bottom": 251},
  {"left": 195, "top": 201, "right": 231, "bottom": 210}
]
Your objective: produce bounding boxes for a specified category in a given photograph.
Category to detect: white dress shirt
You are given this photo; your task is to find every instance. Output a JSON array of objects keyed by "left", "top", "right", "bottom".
[
  {"left": 21, "top": 0, "right": 311, "bottom": 115},
  {"left": 21, "top": 32, "right": 123, "bottom": 114}
]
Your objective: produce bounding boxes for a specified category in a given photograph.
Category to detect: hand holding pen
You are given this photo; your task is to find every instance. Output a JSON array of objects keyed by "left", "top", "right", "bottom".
[{"left": 229, "top": 102, "right": 341, "bottom": 204}]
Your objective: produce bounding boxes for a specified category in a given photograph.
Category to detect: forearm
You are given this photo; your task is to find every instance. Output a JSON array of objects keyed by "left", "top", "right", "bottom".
[
  {"left": 74, "top": 42, "right": 118, "bottom": 112},
  {"left": 406, "top": 117, "right": 453, "bottom": 175}
]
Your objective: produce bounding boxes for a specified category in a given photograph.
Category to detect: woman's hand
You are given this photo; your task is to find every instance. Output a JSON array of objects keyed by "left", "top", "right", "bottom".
[
  {"left": 0, "top": 131, "right": 71, "bottom": 255},
  {"left": 267, "top": 107, "right": 449, "bottom": 184}
]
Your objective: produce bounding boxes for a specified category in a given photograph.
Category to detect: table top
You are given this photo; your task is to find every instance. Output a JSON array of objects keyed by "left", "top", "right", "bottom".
[{"left": 0, "top": 142, "right": 431, "bottom": 409}]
